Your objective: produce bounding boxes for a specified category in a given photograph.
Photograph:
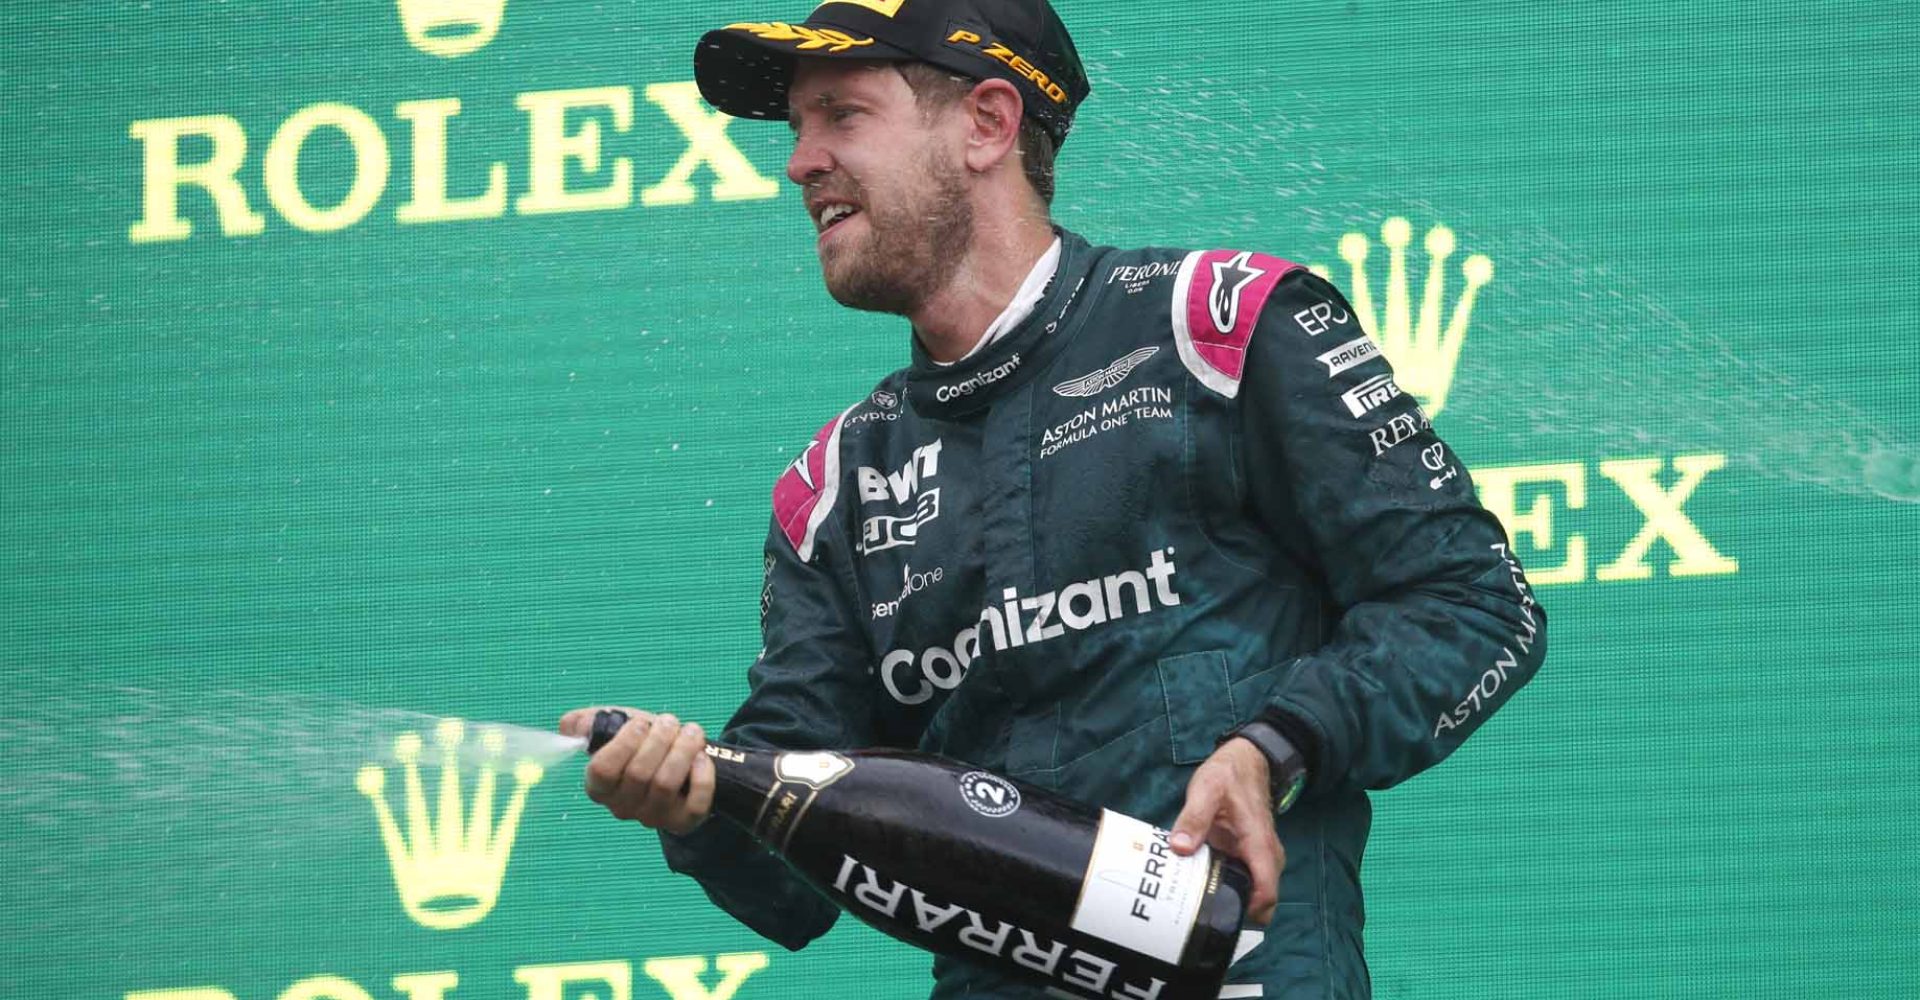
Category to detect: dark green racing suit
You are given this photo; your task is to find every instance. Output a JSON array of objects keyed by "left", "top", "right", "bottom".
[{"left": 661, "top": 229, "right": 1546, "bottom": 999}]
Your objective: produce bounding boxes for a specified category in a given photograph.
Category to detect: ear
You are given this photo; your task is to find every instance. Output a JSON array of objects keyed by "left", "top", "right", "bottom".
[{"left": 960, "top": 78, "right": 1026, "bottom": 174}]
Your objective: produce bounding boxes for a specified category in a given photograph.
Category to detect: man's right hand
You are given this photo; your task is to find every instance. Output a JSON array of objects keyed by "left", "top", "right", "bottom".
[{"left": 558, "top": 706, "right": 715, "bottom": 835}]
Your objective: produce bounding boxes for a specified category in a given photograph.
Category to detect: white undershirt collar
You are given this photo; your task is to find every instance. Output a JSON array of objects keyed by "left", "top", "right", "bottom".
[{"left": 935, "top": 237, "right": 1063, "bottom": 367}]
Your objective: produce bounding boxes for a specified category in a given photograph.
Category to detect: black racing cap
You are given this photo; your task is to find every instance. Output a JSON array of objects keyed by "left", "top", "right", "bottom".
[{"left": 694, "top": 0, "right": 1091, "bottom": 145}]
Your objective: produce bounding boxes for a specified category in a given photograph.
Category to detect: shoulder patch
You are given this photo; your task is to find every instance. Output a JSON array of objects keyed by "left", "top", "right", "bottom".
[
  {"left": 771, "top": 407, "right": 853, "bottom": 561},
  {"left": 1169, "top": 249, "right": 1301, "bottom": 398}
]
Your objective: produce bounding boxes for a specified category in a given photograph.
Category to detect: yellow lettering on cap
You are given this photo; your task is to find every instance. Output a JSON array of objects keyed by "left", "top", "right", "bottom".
[
  {"left": 814, "top": 0, "right": 907, "bottom": 18},
  {"left": 946, "top": 29, "right": 982, "bottom": 45}
]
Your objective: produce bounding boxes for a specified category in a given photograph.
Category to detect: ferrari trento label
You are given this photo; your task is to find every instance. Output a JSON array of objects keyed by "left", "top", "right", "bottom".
[
  {"left": 1070, "top": 811, "right": 1209, "bottom": 964},
  {"left": 757, "top": 752, "right": 853, "bottom": 850},
  {"left": 774, "top": 751, "right": 856, "bottom": 790},
  {"left": 831, "top": 854, "right": 1169, "bottom": 999}
]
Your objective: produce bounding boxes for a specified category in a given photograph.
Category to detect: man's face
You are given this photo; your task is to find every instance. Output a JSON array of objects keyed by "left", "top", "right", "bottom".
[{"left": 787, "top": 60, "right": 975, "bottom": 316}]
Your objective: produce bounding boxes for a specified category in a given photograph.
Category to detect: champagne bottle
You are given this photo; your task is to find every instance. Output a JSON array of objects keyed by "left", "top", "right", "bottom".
[{"left": 588, "top": 710, "right": 1250, "bottom": 1000}]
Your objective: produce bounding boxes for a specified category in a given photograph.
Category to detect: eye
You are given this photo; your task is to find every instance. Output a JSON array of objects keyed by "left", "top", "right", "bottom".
[{"left": 830, "top": 106, "right": 859, "bottom": 124}]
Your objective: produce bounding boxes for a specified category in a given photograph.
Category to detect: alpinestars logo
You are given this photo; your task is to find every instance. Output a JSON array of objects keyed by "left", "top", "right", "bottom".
[
  {"left": 788, "top": 440, "right": 820, "bottom": 490},
  {"left": 857, "top": 440, "right": 943, "bottom": 555},
  {"left": 1208, "top": 252, "right": 1266, "bottom": 334},
  {"left": 1052, "top": 347, "right": 1159, "bottom": 398}
]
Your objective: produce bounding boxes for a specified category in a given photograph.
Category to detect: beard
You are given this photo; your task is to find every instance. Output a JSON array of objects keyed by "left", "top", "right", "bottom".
[{"left": 819, "top": 143, "right": 974, "bottom": 316}]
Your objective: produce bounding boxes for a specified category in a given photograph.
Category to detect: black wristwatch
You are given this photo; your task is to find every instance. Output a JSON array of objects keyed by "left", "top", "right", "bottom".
[{"left": 1222, "top": 718, "right": 1309, "bottom": 815}]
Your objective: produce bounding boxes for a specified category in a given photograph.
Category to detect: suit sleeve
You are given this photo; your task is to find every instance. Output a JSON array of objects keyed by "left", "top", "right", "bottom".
[
  {"left": 1238, "top": 268, "right": 1546, "bottom": 796},
  {"left": 658, "top": 419, "right": 882, "bottom": 950}
]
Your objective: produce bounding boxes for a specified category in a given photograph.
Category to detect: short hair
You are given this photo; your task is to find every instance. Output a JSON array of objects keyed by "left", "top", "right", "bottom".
[{"left": 895, "top": 62, "right": 1058, "bottom": 206}]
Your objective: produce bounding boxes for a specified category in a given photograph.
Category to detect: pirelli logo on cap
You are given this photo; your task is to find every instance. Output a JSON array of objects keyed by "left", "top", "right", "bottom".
[{"left": 944, "top": 29, "right": 1070, "bottom": 105}]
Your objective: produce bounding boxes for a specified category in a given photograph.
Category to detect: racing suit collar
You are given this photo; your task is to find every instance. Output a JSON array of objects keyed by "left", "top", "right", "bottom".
[
  {"left": 906, "top": 229, "right": 1096, "bottom": 420},
  {"left": 935, "top": 236, "right": 1063, "bottom": 367}
]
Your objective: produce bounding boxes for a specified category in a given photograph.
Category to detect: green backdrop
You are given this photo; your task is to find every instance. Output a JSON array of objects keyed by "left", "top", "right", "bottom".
[{"left": 5, "top": 2, "right": 1917, "bottom": 998}]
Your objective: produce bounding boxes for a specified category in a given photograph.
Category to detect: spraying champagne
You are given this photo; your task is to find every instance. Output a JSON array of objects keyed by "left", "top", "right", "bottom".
[{"left": 586, "top": 710, "right": 1249, "bottom": 1000}]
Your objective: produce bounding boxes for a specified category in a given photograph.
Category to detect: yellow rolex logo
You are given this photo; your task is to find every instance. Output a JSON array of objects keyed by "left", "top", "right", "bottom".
[
  {"left": 397, "top": 0, "right": 507, "bottom": 58},
  {"left": 356, "top": 718, "right": 545, "bottom": 930},
  {"left": 1312, "top": 217, "right": 1493, "bottom": 417},
  {"left": 1311, "top": 214, "right": 1737, "bottom": 586}
]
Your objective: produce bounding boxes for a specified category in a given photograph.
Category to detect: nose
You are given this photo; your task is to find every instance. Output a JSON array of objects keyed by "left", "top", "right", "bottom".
[{"left": 786, "top": 129, "right": 832, "bottom": 187}]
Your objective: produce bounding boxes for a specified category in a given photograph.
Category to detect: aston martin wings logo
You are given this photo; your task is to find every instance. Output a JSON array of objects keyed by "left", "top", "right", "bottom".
[{"left": 1051, "top": 346, "right": 1160, "bottom": 398}]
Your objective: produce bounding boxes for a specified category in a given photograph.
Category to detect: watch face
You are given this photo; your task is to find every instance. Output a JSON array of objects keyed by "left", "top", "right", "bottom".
[
  {"left": 1274, "top": 774, "right": 1305, "bottom": 815},
  {"left": 1234, "top": 720, "right": 1307, "bottom": 811}
]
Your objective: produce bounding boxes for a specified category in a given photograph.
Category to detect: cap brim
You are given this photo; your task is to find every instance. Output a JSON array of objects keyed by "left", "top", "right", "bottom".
[{"left": 694, "top": 23, "right": 919, "bottom": 122}]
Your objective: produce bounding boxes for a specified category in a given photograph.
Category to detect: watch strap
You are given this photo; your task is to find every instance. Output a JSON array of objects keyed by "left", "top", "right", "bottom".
[{"left": 1222, "top": 718, "right": 1309, "bottom": 815}]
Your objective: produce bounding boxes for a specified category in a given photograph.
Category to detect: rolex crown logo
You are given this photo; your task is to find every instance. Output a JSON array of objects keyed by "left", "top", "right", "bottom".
[
  {"left": 1312, "top": 218, "right": 1493, "bottom": 417},
  {"left": 356, "top": 718, "right": 544, "bottom": 930},
  {"left": 397, "top": 0, "right": 506, "bottom": 58}
]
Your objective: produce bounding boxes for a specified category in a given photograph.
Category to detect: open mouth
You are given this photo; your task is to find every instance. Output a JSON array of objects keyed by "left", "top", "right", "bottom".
[{"left": 816, "top": 202, "right": 861, "bottom": 238}]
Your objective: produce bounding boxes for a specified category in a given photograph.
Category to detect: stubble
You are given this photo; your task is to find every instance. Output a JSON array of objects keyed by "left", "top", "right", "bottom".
[{"left": 821, "top": 142, "right": 973, "bottom": 316}]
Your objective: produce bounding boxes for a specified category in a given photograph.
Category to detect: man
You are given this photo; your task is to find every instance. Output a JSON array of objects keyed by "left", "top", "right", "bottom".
[{"left": 559, "top": 1, "right": 1546, "bottom": 996}]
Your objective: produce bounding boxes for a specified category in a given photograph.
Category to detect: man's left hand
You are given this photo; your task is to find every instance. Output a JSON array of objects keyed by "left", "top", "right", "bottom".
[{"left": 1169, "top": 737, "right": 1283, "bottom": 924}]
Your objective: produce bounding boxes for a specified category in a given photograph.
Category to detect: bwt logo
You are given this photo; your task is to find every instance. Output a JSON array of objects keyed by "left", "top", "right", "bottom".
[
  {"left": 398, "top": 0, "right": 507, "bottom": 58},
  {"left": 856, "top": 440, "right": 943, "bottom": 555}
]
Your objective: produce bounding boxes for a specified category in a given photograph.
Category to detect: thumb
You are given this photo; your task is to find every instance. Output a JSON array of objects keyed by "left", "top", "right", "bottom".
[{"left": 1170, "top": 779, "right": 1221, "bottom": 856}]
